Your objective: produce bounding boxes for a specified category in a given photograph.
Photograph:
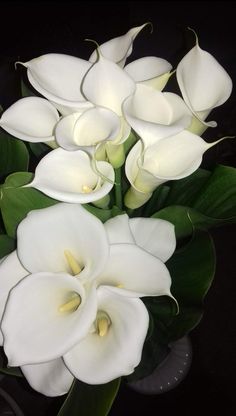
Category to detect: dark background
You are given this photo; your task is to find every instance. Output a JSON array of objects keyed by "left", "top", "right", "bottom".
[{"left": 0, "top": 1, "right": 236, "bottom": 415}]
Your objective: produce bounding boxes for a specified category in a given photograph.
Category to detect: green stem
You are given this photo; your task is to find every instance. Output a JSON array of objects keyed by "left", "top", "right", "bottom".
[{"left": 114, "top": 168, "right": 123, "bottom": 210}]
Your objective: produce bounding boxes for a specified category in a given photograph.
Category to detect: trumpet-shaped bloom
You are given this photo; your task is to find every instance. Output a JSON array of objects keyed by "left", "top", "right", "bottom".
[
  {"left": 82, "top": 53, "right": 135, "bottom": 116},
  {"left": 125, "top": 56, "right": 172, "bottom": 90},
  {"left": 29, "top": 148, "right": 115, "bottom": 204},
  {"left": 0, "top": 97, "right": 60, "bottom": 143},
  {"left": 64, "top": 287, "right": 149, "bottom": 384},
  {"left": 20, "top": 53, "right": 93, "bottom": 115},
  {"left": 55, "top": 106, "right": 121, "bottom": 152},
  {"left": 123, "top": 83, "right": 192, "bottom": 148},
  {"left": 125, "top": 131, "right": 223, "bottom": 208},
  {"left": 177, "top": 40, "right": 232, "bottom": 129},
  {"left": 89, "top": 24, "right": 147, "bottom": 67},
  {"left": 0, "top": 204, "right": 108, "bottom": 391}
]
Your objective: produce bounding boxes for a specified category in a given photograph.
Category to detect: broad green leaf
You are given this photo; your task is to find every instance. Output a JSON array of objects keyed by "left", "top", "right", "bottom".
[
  {"left": 29, "top": 142, "right": 51, "bottom": 159},
  {"left": 0, "top": 130, "right": 29, "bottom": 180},
  {"left": 167, "top": 230, "right": 216, "bottom": 305},
  {"left": 0, "top": 172, "right": 58, "bottom": 238},
  {"left": 57, "top": 378, "right": 120, "bottom": 416},
  {"left": 152, "top": 205, "right": 235, "bottom": 239},
  {"left": 0, "top": 234, "right": 15, "bottom": 259},
  {"left": 84, "top": 204, "right": 124, "bottom": 222},
  {"left": 164, "top": 168, "right": 211, "bottom": 206},
  {"left": 143, "top": 185, "right": 170, "bottom": 216},
  {"left": 192, "top": 164, "right": 236, "bottom": 218}
]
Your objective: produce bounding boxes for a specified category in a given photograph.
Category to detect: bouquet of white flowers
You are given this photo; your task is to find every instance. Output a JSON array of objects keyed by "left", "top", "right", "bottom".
[{"left": 0, "top": 23, "right": 235, "bottom": 416}]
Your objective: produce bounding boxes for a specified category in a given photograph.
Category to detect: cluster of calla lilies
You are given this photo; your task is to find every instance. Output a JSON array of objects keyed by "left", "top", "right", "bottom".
[
  {"left": 0, "top": 203, "right": 176, "bottom": 396},
  {"left": 0, "top": 24, "right": 232, "bottom": 208},
  {"left": 0, "top": 23, "right": 233, "bottom": 398}
]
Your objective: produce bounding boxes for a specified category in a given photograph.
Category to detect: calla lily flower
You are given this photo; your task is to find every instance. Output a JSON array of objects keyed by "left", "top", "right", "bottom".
[
  {"left": 19, "top": 53, "right": 93, "bottom": 115},
  {"left": 177, "top": 38, "right": 232, "bottom": 134},
  {"left": 28, "top": 148, "right": 115, "bottom": 204},
  {"left": 89, "top": 24, "right": 148, "bottom": 67},
  {"left": 64, "top": 286, "right": 149, "bottom": 384},
  {"left": 104, "top": 213, "right": 176, "bottom": 262},
  {"left": 82, "top": 53, "right": 135, "bottom": 117},
  {"left": 125, "top": 131, "right": 225, "bottom": 209},
  {"left": 0, "top": 97, "right": 60, "bottom": 143},
  {"left": 55, "top": 106, "right": 121, "bottom": 153},
  {"left": 125, "top": 56, "right": 173, "bottom": 90},
  {"left": 123, "top": 83, "right": 192, "bottom": 148},
  {"left": 0, "top": 203, "right": 109, "bottom": 393}
]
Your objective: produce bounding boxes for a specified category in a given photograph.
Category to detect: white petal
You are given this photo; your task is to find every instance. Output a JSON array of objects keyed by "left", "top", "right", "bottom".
[
  {"left": 21, "top": 358, "right": 74, "bottom": 397},
  {"left": 123, "top": 84, "right": 192, "bottom": 147},
  {"left": 55, "top": 112, "right": 84, "bottom": 150},
  {"left": 21, "top": 54, "right": 92, "bottom": 112},
  {"left": 82, "top": 54, "right": 135, "bottom": 116},
  {"left": 125, "top": 56, "right": 172, "bottom": 89},
  {"left": 0, "top": 251, "right": 27, "bottom": 345},
  {"left": 177, "top": 43, "right": 232, "bottom": 123},
  {"left": 104, "top": 214, "right": 135, "bottom": 244},
  {"left": 143, "top": 130, "right": 210, "bottom": 179},
  {"left": 89, "top": 24, "right": 147, "bottom": 66},
  {"left": 129, "top": 218, "right": 176, "bottom": 262},
  {"left": 2, "top": 272, "right": 97, "bottom": 366},
  {"left": 30, "top": 148, "right": 115, "bottom": 204},
  {"left": 64, "top": 287, "right": 149, "bottom": 384},
  {"left": 125, "top": 140, "right": 164, "bottom": 192},
  {"left": 0, "top": 97, "right": 59, "bottom": 143},
  {"left": 17, "top": 202, "right": 109, "bottom": 279},
  {"left": 97, "top": 244, "right": 172, "bottom": 298}
]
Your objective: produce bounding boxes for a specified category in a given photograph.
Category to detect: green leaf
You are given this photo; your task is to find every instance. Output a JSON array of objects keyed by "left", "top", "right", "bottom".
[
  {"left": 0, "top": 172, "right": 58, "bottom": 238},
  {"left": 57, "top": 379, "right": 120, "bottom": 416},
  {"left": 84, "top": 204, "right": 124, "bottom": 222},
  {"left": 164, "top": 168, "right": 211, "bottom": 206},
  {"left": 192, "top": 164, "right": 236, "bottom": 218},
  {"left": 0, "top": 130, "right": 29, "bottom": 180},
  {"left": 163, "top": 230, "right": 216, "bottom": 341},
  {"left": 29, "top": 142, "right": 51, "bottom": 159},
  {"left": 152, "top": 205, "right": 235, "bottom": 239},
  {"left": 0, "top": 234, "right": 15, "bottom": 259},
  {"left": 167, "top": 230, "right": 216, "bottom": 304},
  {"left": 21, "top": 78, "right": 36, "bottom": 98}
]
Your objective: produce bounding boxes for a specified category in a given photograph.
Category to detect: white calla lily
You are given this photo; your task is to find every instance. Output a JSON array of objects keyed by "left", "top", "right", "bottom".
[
  {"left": 125, "top": 56, "right": 172, "bottom": 90},
  {"left": 0, "top": 97, "right": 60, "bottom": 143},
  {"left": 20, "top": 54, "right": 93, "bottom": 115},
  {"left": 21, "top": 358, "right": 74, "bottom": 397},
  {"left": 64, "top": 287, "right": 149, "bottom": 384},
  {"left": 29, "top": 148, "right": 115, "bottom": 204},
  {"left": 0, "top": 251, "right": 28, "bottom": 345},
  {"left": 89, "top": 24, "right": 148, "bottom": 67},
  {"left": 2, "top": 272, "right": 97, "bottom": 366},
  {"left": 96, "top": 243, "right": 172, "bottom": 298},
  {"left": 105, "top": 214, "right": 176, "bottom": 262},
  {"left": 55, "top": 106, "right": 121, "bottom": 153},
  {"left": 82, "top": 53, "right": 135, "bottom": 116},
  {"left": 177, "top": 39, "right": 232, "bottom": 131},
  {"left": 125, "top": 131, "right": 225, "bottom": 208},
  {"left": 123, "top": 83, "right": 192, "bottom": 148},
  {"left": 1, "top": 204, "right": 109, "bottom": 368}
]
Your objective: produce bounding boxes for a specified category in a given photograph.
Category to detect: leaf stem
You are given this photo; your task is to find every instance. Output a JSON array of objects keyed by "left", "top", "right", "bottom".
[{"left": 114, "top": 168, "right": 123, "bottom": 210}]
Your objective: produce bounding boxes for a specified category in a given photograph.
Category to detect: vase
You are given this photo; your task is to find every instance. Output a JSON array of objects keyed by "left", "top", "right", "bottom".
[{"left": 128, "top": 336, "right": 192, "bottom": 394}]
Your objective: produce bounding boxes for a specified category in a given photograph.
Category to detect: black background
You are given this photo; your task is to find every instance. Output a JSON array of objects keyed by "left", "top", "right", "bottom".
[{"left": 0, "top": 1, "right": 236, "bottom": 415}]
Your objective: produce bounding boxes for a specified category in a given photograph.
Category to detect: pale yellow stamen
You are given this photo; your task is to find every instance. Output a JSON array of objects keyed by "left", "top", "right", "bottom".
[
  {"left": 82, "top": 185, "right": 93, "bottom": 194},
  {"left": 97, "top": 317, "right": 110, "bottom": 337},
  {"left": 64, "top": 250, "right": 82, "bottom": 275},
  {"left": 59, "top": 294, "right": 81, "bottom": 313},
  {"left": 116, "top": 283, "right": 124, "bottom": 288}
]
